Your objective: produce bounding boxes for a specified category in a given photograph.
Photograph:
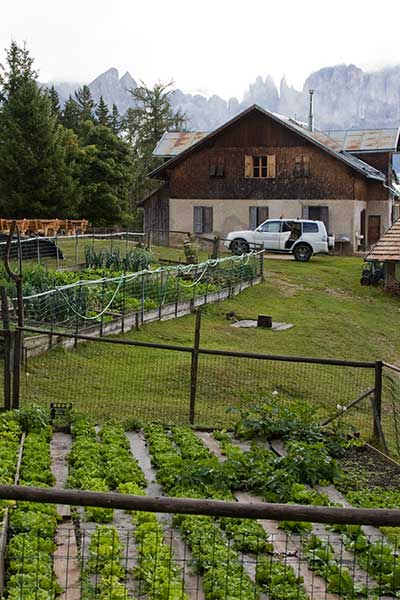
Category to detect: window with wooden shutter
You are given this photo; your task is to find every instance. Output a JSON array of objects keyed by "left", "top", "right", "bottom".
[
  {"left": 245, "top": 155, "right": 252, "bottom": 178},
  {"left": 249, "top": 207, "right": 258, "bottom": 229},
  {"left": 267, "top": 155, "right": 276, "bottom": 178},
  {"left": 258, "top": 206, "right": 269, "bottom": 223},
  {"left": 249, "top": 206, "right": 269, "bottom": 229},
  {"left": 245, "top": 155, "right": 276, "bottom": 178},
  {"left": 294, "top": 156, "right": 311, "bottom": 177},
  {"left": 203, "top": 207, "right": 213, "bottom": 233},
  {"left": 194, "top": 206, "right": 213, "bottom": 234},
  {"left": 303, "top": 156, "right": 310, "bottom": 177},
  {"left": 194, "top": 206, "right": 203, "bottom": 234},
  {"left": 294, "top": 156, "right": 303, "bottom": 177},
  {"left": 306, "top": 206, "right": 329, "bottom": 233}
]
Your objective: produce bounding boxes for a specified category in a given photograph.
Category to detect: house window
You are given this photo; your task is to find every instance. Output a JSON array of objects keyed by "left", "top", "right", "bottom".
[
  {"left": 249, "top": 206, "right": 269, "bottom": 229},
  {"left": 245, "top": 155, "right": 276, "bottom": 178},
  {"left": 294, "top": 156, "right": 311, "bottom": 177},
  {"left": 209, "top": 162, "right": 225, "bottom": 177},
  {"left": 303, "top": 205, "right": 329, "bottom": 233},
  {"left": 194, "top": 206, "right": 213, "bottom": 234}
]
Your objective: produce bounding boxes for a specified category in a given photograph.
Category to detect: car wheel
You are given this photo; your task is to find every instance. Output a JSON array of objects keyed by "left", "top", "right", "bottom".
[
  {"left": 231, "top": 239, "right": 250, "bottom": 255},
  {"left": 293, "top": 244, "right": 312, "bottom": 262}
]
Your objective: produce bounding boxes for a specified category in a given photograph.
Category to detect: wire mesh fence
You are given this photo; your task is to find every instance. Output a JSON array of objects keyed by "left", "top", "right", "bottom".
[
  {"left": 18, "top": 252, "right": 262, "bottom": 333},
  {"left": 4, "top": 524, "right": 400, "bottom": 599},
  {"left": 0, "top": 232, "right": 147, "bottom": 271},
  {"left": 195, "top": 353, "right": 375, "bottom": 430},
  {"left": 19, "top": 330, "right": 376, "bottom": 432},
  {"left": 382, "top": 366, "right": 400, "bottom": 458}
]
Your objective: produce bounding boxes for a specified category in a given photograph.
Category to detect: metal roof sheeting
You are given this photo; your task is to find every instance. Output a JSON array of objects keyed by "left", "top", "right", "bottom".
[
  {"left": 366, "top": 218, "right": 400, "bottom": 261},
  {"left": 153, "top": 131, "right": 208, "bottom": 157},
  {"left": 322, "top": 129, "right": 400, "bottom": 152}
]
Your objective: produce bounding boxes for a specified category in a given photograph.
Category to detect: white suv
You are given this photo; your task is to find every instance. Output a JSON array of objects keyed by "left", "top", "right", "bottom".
[{"left": 225, "top": 219, "right": 334, "bottom": 262}]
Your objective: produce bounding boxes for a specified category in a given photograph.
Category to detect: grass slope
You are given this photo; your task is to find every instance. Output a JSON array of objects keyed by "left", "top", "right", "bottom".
[{"left": 21, "top": 256, "right": 400, "bottom": 432}]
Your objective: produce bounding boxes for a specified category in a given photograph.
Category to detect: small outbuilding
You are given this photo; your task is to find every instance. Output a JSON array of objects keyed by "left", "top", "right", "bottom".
[{"left": 365, "top": 218, "right": 400, "bottom": 291}]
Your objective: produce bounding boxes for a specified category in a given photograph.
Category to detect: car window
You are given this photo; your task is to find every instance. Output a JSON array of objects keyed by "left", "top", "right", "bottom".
[
  {"left": 303, "top": 222, "right": 319, "bottom": 233},
  {"left": 260, "top": 221, "right": 281, "bottom": 233},
  {"left": 282, "top": 221, "right": 294, "bottom": 232}
]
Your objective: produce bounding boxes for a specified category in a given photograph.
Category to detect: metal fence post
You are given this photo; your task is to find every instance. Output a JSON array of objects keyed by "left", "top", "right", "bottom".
[
  {"left": 121, "top": 271, "right": 126, "bottom": 333},
  {"left": 259, "top": 251, "right": 265, "bottom": 281},
  {"left": 1, "top": 287, "right": 11, "bottom": 410},
  {"left": 189, "top": 310, "right": 202, "bottom": 425},
  {"left": 372, "top": 360, "right": 388, "bottom": 452},
  {"left": 141, "top": 273, "right": 145, "bottom": 325},
  {"left": 100, "top": 279, "right": 105, "bottom": 337},
  {"left": 75, "top": 231, "right": 79, "bottom": 266}
]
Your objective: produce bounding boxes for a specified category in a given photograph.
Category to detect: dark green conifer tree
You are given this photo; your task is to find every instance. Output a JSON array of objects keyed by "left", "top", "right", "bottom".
[
  {"left": 61, "top": 95, "right": 81, "bottom": 131},
  {"left": 95, "top": 95, "right": 110, "bottom": 126},
  {"left": 74, "top": 84, "right": 95, "bottom": 123},
  {"left": 110, "top": 103, "right": 121, "bottom": 134},
  {"left": 0, "top": 41, "right": 77, "bottom": 217}
]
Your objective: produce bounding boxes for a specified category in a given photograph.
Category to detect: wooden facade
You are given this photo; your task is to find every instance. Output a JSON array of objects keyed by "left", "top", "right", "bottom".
[{"left": 144, "top": 106, "right": 393, "bottom": 251}]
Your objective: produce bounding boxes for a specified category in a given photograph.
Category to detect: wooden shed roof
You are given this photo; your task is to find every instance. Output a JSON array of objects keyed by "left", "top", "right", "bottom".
[{"left": 366, "top": 218, "right": 400, "bottom": 261}]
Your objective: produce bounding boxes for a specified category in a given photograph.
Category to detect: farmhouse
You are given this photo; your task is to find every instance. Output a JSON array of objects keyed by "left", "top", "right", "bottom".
[
  {"left": 142, "top": 105, "right": 400, "bottom": 252},
  {"left": 365, "top": 217, "right": 400, "bottom": 290}
]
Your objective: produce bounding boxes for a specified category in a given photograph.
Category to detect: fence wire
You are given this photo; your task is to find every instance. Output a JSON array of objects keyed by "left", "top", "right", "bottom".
[
  {"left": 4, "top": 525, "right": 400, "bottom": 599},
  {"left": 382, "top": 368, "right": 400, "bottom": 459},
  {"left": 20, "top": 334, "right": 375, "bottom": 431},
  {"left": 18, "top": 253, "right": 262, "bottom": 332},
  {"left": 0, "top": 232, "right": 146, "bottom": 271}
]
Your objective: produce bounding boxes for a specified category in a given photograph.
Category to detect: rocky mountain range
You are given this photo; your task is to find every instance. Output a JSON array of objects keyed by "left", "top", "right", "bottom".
[{"left": 49, "top": 63, "right": 400, "bottom": 131}]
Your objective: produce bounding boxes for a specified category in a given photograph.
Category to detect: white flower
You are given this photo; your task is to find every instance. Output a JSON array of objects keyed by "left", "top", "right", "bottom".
[
  {"left": 336, "top": 404, "right": 346, "bottom": 412},
  {"left": 272, "top": 390, "right": 278, "bottom": 396}
]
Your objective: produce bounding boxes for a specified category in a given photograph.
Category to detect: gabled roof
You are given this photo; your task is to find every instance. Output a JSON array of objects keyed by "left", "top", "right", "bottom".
[
  {"left": 322, "top": 128, "right": 400, "bottom": 153},
  {"left": 366, "top": 218, "right": 400, "bottom": 261},
  {"left": 150, "top": 105, "right": 385, "bottom": 182}
]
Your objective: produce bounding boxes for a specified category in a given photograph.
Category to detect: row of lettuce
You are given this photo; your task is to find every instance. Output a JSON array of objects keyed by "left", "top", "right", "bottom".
[
  {"left": 0, "top": 409, "right": 60, "bottom": 600},
  {"left": 3, "top": 400, "right": 400, "bottom": 599}
]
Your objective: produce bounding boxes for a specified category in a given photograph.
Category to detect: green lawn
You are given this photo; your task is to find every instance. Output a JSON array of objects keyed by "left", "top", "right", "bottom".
[{"left": 21, "top": 255, "right": 400, "bottom": 443}]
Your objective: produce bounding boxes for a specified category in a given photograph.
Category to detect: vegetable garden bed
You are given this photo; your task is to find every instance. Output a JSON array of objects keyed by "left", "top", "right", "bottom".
[{"left": 2, "top": 401, "right": 400, "bottom": 599}]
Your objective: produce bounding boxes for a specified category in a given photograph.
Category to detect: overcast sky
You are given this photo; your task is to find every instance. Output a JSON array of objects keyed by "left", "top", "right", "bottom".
[{"left": 1, "top": 0, "right": 400, "bottom": 99}]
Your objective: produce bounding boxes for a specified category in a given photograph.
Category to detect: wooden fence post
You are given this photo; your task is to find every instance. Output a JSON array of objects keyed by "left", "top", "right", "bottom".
[
  {"left": 212, "top": 236, "right": 219, "bottom": 260},
  {"left": 12, "top": 329, "right": 22, "bottom": 409},
  {"left": 189, "top": 310, "right": 202, "bottom": 425}
]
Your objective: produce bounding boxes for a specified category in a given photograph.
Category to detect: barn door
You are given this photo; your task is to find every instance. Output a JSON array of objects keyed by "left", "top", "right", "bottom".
[{"left": 368, "top": 215, "right": 381, "bottom": 246}]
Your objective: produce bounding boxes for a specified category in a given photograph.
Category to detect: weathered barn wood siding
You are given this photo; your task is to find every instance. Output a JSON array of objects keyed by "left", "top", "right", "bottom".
[
  {"left": 166, "top": 111, "right": 381, "bottom": 201},
  {"left": 143, "top": 186, "right": 170, "bottom": 244},
  {"left": 353, "top": 152, "right": 390, "bottom": 177}
]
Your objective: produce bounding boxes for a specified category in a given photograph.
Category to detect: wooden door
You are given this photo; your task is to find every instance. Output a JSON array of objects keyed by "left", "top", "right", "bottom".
[{"left": 367, "top": 215, "right": 381, "bottom": 246}]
